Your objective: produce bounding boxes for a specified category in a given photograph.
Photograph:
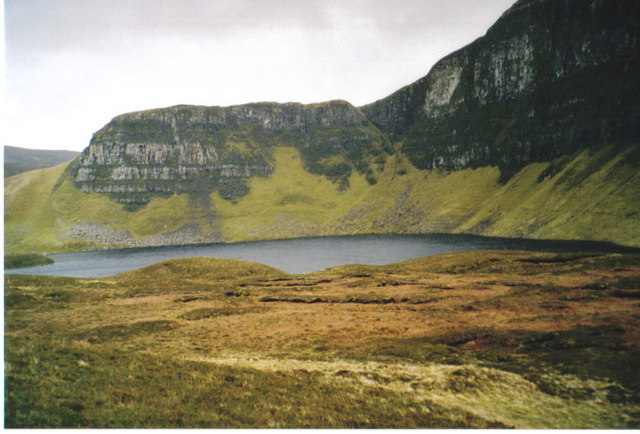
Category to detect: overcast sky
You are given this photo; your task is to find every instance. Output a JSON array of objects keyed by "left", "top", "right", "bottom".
[{"left": 4, "top": 0, "right": 516, "bottom": 152}]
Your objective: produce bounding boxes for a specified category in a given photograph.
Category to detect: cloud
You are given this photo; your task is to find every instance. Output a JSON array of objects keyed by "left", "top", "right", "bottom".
[{"left": 4, "top": 0, "right": 516, "bottom": 151}]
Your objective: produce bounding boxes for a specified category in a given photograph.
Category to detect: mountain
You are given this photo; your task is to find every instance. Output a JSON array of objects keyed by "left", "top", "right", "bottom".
[
  {"left": 363, "top": 0, "right": 640, "bottom": 179},
  {"left": 4, "top": 0, "right": 640, "bottom": 254},
  {"left": 73, "top": 101, "right": 390, "bottom": 206},
  {"left": 4, "top": 146, "right": 80, "bottom": 178}
]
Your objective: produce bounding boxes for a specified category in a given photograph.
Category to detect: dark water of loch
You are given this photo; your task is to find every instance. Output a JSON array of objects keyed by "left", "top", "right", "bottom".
[{"left": 5, "top": 233, "right": 640, "bottom": 278}]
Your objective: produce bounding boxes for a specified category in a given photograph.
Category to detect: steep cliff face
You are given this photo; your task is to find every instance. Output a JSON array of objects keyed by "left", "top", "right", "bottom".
[
  {"left": 7, "top": 0, "right": 639, "bottom": 254},
  {"left": 73, "top": 101, "right": 391, "bottom": 204},
  {"left": 363, "top": 0, "right": 640, "bottom": 178},
  {"left": 74, "top": 0, "right": 639, "bottom": 205}
]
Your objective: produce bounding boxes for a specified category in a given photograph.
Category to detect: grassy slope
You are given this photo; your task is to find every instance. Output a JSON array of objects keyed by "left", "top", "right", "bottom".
[
  {"left": 5, "top": 252, "right": 640, "bottom": 428},
  {"left": 4, "top": 254, "right": 54, "bottom": 269},
  {"left": 4, "top": 144, "right": 639, "bottom": 254},
  {"left": 4, "top": 163, "right": 208, "bottom": 253},
  {"left": 459, "top": 145, "right": 640, "bottom": 245}
]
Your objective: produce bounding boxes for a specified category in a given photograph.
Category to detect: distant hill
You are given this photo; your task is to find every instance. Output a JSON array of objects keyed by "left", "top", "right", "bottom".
[{"left": 4, "top": 146, "right": 80, "bottom": 178}]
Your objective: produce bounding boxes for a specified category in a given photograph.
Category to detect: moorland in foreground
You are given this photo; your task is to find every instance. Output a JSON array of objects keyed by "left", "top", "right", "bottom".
[{"left": 5, "top": 250, "right": 640, "bottom": 428}]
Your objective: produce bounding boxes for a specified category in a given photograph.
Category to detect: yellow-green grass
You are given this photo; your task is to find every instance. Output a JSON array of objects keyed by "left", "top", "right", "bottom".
[
  {"left": 4, "top": 144, "right": 639, "bottom": 254},
  {"left": 213, "top": 147, "right": 376, "bottom": 239},
  {"left": 459, "top": 145, "right": 640, "bottom": 245},
  {"left": 5, "top": 252, "right": 640, "bottom": 428},
  {"left": 4, "top": 163, "right": 200, "bottom": 253}
]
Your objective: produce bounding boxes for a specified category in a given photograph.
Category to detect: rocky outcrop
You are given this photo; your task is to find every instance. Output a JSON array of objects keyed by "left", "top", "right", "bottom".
[
  {"left": 73, "top": 101, "right": 391, "bottom": 204},
  {"left": 362, "top": 0, "right": 640, "bottom": 178},
  {"left": 60, "top": 0, "right": 640, "bottom": 250},
  {"left": 60, "top": 223, "right": 224, "bottom": 248},
  {"left": 74, "top": 0, "right": 639, "bottom": 205},
  {"left": 6, "top": 0, "right": 640, "bottom": 254},
  {"left": 74, "top": 139, "right": 273, "bottom": 203}
]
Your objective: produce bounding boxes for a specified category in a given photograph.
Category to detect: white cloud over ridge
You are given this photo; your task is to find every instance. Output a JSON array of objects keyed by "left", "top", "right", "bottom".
[{"left": 5, "top": 0, "right": 515, "bottom": 151}]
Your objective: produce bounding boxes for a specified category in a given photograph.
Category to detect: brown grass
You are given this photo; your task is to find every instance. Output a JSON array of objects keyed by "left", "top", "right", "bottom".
[{"left": 5, "top": 251, "right": 640, "bottom": 428}]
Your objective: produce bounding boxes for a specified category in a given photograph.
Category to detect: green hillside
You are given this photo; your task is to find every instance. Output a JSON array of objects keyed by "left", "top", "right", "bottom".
[
  {"left": 5, "top": 0, "right": 640, "bottom": 254},
  {"left": 5, "top": 144, "right": 639, "bottom": 254}
]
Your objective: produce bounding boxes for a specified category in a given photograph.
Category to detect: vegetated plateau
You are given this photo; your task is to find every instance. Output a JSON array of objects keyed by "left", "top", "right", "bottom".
[{"left": 5, "top": 251, "right": 640, "bottom": 428}]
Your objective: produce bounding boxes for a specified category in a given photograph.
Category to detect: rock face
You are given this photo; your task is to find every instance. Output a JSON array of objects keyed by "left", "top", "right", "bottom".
[
  {"left": 6, "top": 0, "right": 640, "bottom": 255},
  {"left": 363, "top": 0, "right": 640, "bottom": 178},
  {"left": 73, "top": 101, "right": 390, "bottom": 204},
  {"left": 72, "top": 0, "right": 639, "bottom": 204}
]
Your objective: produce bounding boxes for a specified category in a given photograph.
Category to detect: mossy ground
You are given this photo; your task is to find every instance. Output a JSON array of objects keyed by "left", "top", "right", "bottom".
[
  {"left": 4, "top": 144, "right": 639, "bottom": 254},
  {"left": 4, "top": 254, "right": 54, "bottom": 269},
  {"left": 5, "top": 251, "right": 640, "bottom": 428}
]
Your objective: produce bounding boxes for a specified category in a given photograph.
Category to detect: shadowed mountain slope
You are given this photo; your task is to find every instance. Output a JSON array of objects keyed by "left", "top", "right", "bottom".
[
  {"left": 362, "top": 0, "right": 640, "bottom": 180},
  {"left": 4, "top": 146, "right": 80, "bottom": 178}
]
